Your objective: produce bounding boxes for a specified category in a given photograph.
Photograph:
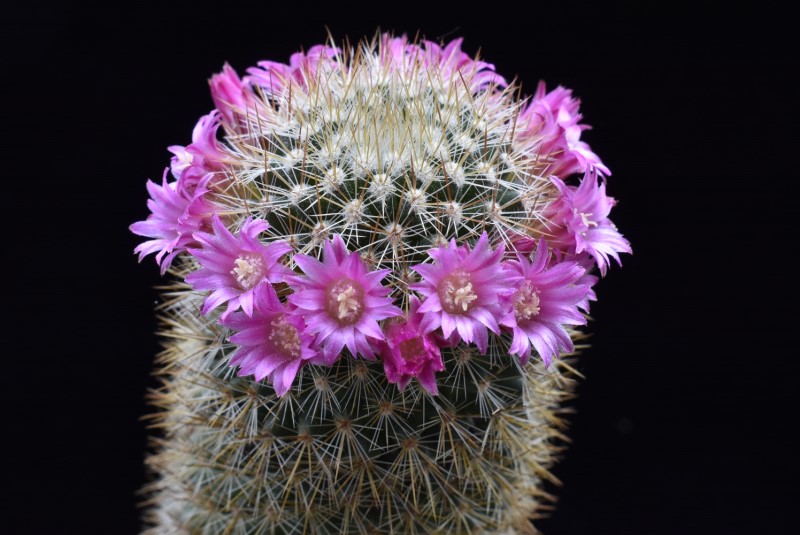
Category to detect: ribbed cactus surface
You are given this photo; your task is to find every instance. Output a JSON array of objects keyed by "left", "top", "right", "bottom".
[
  {"left": 144, "top": 282, "right": 578, "bottom": 533},
  {"left": 132, "top": 34, "right": 629, "bottom": 534}
]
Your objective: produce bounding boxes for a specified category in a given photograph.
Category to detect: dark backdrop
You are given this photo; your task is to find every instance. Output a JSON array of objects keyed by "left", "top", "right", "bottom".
[{"left": 6, "top": 2, "right": 796, "bottom": 533}]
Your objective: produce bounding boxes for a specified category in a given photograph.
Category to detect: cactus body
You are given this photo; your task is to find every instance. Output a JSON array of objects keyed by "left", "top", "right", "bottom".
[
  {"left": 145, "top": 284, "right": 577, "bottom": 533},
  {"left": 133, "top": 34, "right": 629, "bottom": 534}
]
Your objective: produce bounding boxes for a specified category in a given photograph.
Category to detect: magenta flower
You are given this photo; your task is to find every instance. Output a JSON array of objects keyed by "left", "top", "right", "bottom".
[
  {"left": 508, "top": 232, "right": 598, "bottom": 312},
  {"left": 545, "top": 169, "right": 632, "bottom": 275},
  {"left": 378, "top": 35, "right": 506, "bottom": 91},
  {"left": 220, "top": 284, "right": 318, "bottom": 397},
  {"left": 411, "top": 232, "right": 512, "bottom": 353},
  {"left": 419, "top": 37, "right": 507, "bottom": 91},
  {"left": 167, "top": 111, "right": 226, "bottom": 193},
  {"left": 518, "top": 82, "right": 609, "bottom": 177},
  {"left": 500, "top": 240, "right": 591, "bottom": 366},
  {"left": 185, "top": 215, "right": 292, "bottom": 319},
  {"left": 287, "top": 235, "right": 401, "bottom": 362},
  {"left": 381, "top": 297, "right": 445, "bottom": 395},
  {"left": 549, "top": 248, "right": 599, "bottom": 313},
  {"left": 508, "top": 231, "right": 539, "bottom": 256},
  {"left": 576, "top": 272, "right": 598, "bottom": 313},
  {"left": 246, "top": 45, "right": 340, "bottom": 94},
  {"left": 210, "top": 63, "right": 260, "bottom": 126},
  {"left": 130, "top": 169, "right": 214, "bottom": 274}
]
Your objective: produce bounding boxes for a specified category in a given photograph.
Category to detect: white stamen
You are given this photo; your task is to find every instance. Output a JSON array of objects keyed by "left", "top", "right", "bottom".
[
  {"left": 328, "top": 279, "right": 364, "bottom": 324},
  {"left": 336, "top": 285, "right": 360, "bottom": 320},
  {"left": 514, "top": 280, "right": 541, "bottom": 321},
  {"left": 439, "top": 270, "right": 478, "bottom": 314},
  {"left": 268, "top": 316, "right": 301, "bottom": 358},
  {"left": 579, "top": 210, "right": 598, "bottom": 228},
  {"left": 453, "top": 282, "right": 477, "bottom": 311},
  {"left": 231, "top": 254, "right": 265, "bottom": 290}
]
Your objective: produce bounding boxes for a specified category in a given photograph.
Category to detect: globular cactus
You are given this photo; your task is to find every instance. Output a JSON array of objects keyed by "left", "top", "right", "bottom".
[{"left": 132, "top": 33, "right": 630, "bottom": 534}]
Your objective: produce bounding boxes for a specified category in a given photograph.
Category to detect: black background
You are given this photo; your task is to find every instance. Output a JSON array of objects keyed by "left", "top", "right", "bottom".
[{"left": 5, "top": 2, "right": 797, "bottom": 533}]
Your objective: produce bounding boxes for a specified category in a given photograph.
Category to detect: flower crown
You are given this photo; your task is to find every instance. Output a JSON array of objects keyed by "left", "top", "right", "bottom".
[{"left": 131, "top": 34, "right": 630, "bottom": 397}]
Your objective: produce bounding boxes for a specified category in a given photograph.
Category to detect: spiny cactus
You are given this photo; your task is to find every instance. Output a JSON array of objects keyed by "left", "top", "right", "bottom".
[{"left": 132, "top": 33, "right": 630, "bottom": 534}]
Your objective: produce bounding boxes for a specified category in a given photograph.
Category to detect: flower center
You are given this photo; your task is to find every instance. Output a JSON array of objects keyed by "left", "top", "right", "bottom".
[
  {"left": 573, "top": 208, "right": 598, "bottom": 229},
  {"left": 438, "top": 269, "right": 478, "bottom": 314},
  {"left": 268, "top": 315, "right": 301, "bottom": 358},
  {"left": 327, "top": 279, "right": 365, "bottom": 324},
  {"left": 231, "top": 254, "right": 266, "bottom": 290},
  {"left": 513, "top": 280, "right": 541, "bottom": 321},
  {"left": 398, "top": 337, "right": 427, "bottom": 373}
]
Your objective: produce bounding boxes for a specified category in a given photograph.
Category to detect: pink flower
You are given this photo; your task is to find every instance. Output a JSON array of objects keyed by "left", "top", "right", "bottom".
[
  {"left": 411, "top": 232, "right": 512, "bottom": 353},
  {"left": 574, "top": 255, "right": 599, "bottom": 312},
  {"left": 500, "top": 240, "right": 591, "bottom": 366},
  {"left": 379, "top": 35, "right": 506, "bottom": 91},
  {"left": 185, "top": 215, "right": 292, "bottom": 319},
  {"left": 545, "top": 169, "right": 632, "bottom": 275},
  {"left": 548, "top": 248, "right": 599, "bottom": 312},
  {"left": 419, "top": 37, "right": 507, "bottom": 91},
  {"left": 508, "top": 233, "right": 598, "bottom": 312},
  {"left": 287, "top": 235, "right": 401, "bottom": 362},
  {"left": 167, "top": 112, "right": 226, "bottom": 192},
  {"left": 379, "top": 34, "right": 415, "bottom": 70},
  {"left": 246, "top": 45, "right": 340, "bottom": 94},
  {"left": 576, "top": 272, "right": 598, "bottom": 313},
  {"left": 210, "top": 63, "right": 259, "bottom": 126},
  {"left": 220, "top": 284, "right": 318, "bottom": 397},
  {"left": 518, "top": 82, "right": 609, "bottom": 177},
  {"left": 381, "top": 297, "right": 445, "bottom": 395},
  {"left": 508, "top": 231, "right": 539, "bottom": 256},
  {"left": 130, "top": 169, "right": 214, "bottom": 275}
]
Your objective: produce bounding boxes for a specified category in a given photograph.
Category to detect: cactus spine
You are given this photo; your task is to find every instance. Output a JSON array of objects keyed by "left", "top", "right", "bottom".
[{"left": 144, "top": 280, "right": 579, "bottom": 533}]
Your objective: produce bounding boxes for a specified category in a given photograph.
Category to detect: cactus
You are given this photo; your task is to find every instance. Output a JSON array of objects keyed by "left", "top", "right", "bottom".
[{"left": 132, "top": 34, "right": 630, "bottom": 534}]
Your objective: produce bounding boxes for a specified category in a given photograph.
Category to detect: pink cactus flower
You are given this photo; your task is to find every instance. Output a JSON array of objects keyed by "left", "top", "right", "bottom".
[
  {"left": 167, "top": 111, "right": 226, "bottom": 193},
  {"left": 411, "top": 232, "right": 513, "bottom": 353},
  {"left": 210, "top": 63, "right": 259, "bottom": 126},
  {"left": 130, "top": 169, "right": 214, "bottom": 274},
  {"left": 246, "top": 45, "right": 340, "bottom": 94},
  {"left": 419, "top": 37, "right": 507, "bottom": 91},
  {"left": 220, "top": 284, "right": 318, "bottom": 397},
  {"left": 381, "top": 297, "right": 445, "bottom": 395},
  {"left": 574, "top": 255, "right": 599, "bottom": 312},
  {"left": 378, "top": 35, "right": 506, "bottom": 91},
  {"left": 185, "top": 215, "right": 292, "bottom": 319},
  {"left": 545, "top": 169, "right": 632, "bottom": 275},
  {"left": 518, "top": 82, "right": 609, "bottom": 177},
  {"left": 500, "top": 240, "right": 592, "bottom": 366},
  {"left": 287, "top": 235, "right": 401, "bottom": 362}
]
